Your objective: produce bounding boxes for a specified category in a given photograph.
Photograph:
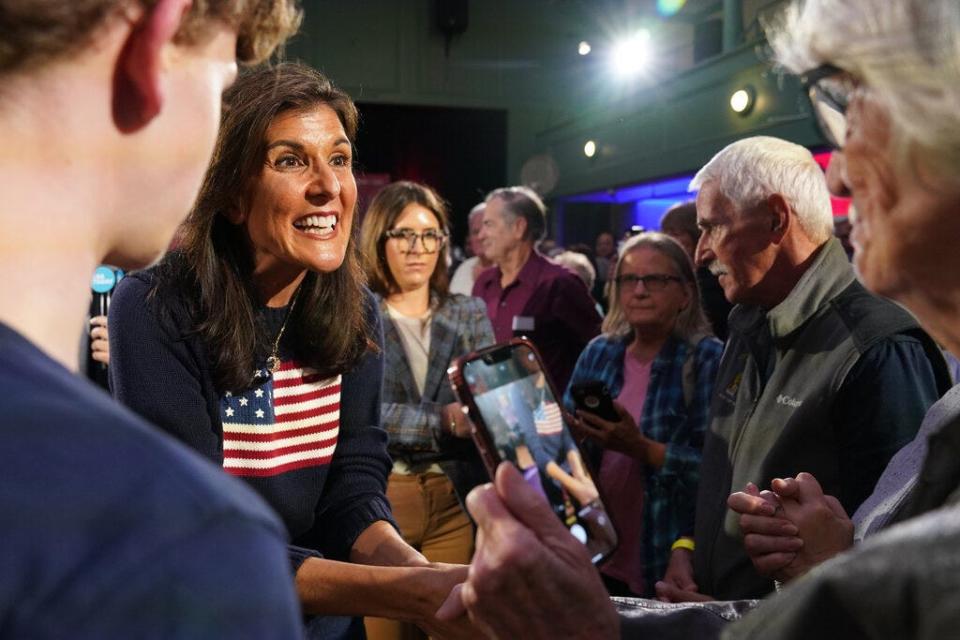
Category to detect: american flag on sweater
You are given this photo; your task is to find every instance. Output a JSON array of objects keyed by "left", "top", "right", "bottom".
[
  {"left": 219, "top": 360, "right": 341, "bottom": 478},
  {"left": 533, "top": 397, "right": 564, "bottom": 436}
]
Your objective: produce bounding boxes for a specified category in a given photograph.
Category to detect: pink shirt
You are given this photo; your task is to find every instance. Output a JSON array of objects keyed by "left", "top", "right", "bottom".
[{"left": 598, "top": 351, "right": 651, "bottom": 593}]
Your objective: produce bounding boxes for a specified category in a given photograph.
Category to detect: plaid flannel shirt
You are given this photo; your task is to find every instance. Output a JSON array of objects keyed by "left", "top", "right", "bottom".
[
  {"left": 380, "top": 294, "right": 495, "bottom": 453},
  {"left": 564, "top": 332, "right": 723, "bottom": 594}
]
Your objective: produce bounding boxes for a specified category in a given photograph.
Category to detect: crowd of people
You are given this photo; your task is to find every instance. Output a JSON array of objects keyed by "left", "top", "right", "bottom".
[{"left": 4, "top": 0, "right": 960, "bottom": 638}]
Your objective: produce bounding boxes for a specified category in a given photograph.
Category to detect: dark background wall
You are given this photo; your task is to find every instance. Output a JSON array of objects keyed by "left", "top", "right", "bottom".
[{"left": 354, "top": 103, "right": 506, "bottom": 244}]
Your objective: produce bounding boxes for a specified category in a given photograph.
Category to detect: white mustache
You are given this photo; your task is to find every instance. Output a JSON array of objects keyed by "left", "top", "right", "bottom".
[{"left": 708, "top": 262, "right": 729, "bottom": 277}]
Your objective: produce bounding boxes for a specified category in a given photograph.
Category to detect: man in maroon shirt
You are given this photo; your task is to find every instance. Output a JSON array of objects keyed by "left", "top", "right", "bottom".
[{"left": 473, "top": 186, "right": 601, "bottom": 392}]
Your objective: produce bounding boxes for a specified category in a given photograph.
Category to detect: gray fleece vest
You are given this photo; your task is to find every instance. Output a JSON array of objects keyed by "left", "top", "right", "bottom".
[{"left": 693, "top": 238, "right": 948, "bottom": 600}]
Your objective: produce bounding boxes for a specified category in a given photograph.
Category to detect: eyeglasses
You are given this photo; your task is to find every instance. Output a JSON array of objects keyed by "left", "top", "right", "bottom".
[
  {"left": 615, "top": 273, "right": 683, "bottom": 292},
  {"left": 384, "top": 228, "right": 448, "bottom": 253},
  {"left": 800, "top": 64, "right": 856, "bottom": 151}
]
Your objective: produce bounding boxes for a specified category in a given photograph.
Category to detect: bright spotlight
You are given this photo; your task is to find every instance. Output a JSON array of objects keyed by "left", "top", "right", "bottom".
[
  {"left": 730, "top": 87, "right": 755, "bottom": 114},
  {"left": 656, "top": 0, "right": 687, "bottom": 16},
  {"left": 610, "top": 30, "right": 652, "bottom": 79},
  {"left": 578, "top": 41, "right": 592, "bottom": 56},
  {"left": 584, "top": 140, "right": 597, "bottom": 158}
]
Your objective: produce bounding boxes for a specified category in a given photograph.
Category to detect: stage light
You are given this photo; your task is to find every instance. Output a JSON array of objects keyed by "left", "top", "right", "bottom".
[
  {"left": 656, "top": 0, "right": 687, "bottom": 16},
  {"left": 730, "top": 86, "right": 755, "bottom": 114},
  {"left": 578, "top": 41, "right": 592, "bottom": 56},
  {"left": 583, "top": 140, "right": 597, "bottom": 158},
  {"left": 610, "top": 30, "right": 652, "bottom": 79}
]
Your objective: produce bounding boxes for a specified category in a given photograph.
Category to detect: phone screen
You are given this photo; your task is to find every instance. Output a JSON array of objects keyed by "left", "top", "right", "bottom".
[{"left": 460, "top": 342, "right": 618, "bottom": 563}]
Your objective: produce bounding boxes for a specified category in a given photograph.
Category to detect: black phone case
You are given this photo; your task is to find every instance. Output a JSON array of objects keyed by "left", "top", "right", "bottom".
[{"left": 569, "top": 381, "right": 619, "bottom": 422}]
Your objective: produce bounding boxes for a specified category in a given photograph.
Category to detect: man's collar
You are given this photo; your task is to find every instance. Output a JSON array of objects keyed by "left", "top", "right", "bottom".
[
  {"left": 729, "top": 238, "right": 856, "bottom": 339},
  {"left": 514, "top": 250, "right": 546, "bottom": 284},
  {"left": 496, "top": 248, "right": 544, "bottom": 288}
]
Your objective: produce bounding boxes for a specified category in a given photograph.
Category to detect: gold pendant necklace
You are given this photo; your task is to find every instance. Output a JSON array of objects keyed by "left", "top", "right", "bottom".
[{"left": 266, "top": 285, "right": 303, "bottom": 374}]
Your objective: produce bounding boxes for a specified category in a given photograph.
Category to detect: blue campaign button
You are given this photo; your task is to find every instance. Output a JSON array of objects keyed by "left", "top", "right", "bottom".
[{"left": 91, "top": 266, "right": 117, "bottom": 293}]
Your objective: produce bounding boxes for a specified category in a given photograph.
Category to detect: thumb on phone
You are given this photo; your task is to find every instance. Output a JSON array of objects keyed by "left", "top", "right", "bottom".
[{"left": 492, "top": 463, "right": 570, "bottom": 539}]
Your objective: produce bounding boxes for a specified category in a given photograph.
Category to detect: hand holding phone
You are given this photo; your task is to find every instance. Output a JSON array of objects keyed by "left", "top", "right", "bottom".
[
  {"left": 448, "top": 339, "right": 618, "bottom": 564},
  {"left": 573, "top": 402, "right": 667, "bottom": 468},
  {"left": 569, "top": 381, "right": 619, "bottom": 422}
]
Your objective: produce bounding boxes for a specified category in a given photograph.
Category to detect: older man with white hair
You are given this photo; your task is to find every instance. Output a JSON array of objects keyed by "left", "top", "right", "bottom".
[
  {"left": 658, "top": 136, "right": 948, "bottom": 602},
  {"left": 438, "top": 0, "right": 960, "bottom": 637}
]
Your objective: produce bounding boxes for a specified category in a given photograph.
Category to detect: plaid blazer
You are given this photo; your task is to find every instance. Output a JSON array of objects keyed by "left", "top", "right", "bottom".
[{"left": 379, "top": 293, "right": 496, "bottom": 501}]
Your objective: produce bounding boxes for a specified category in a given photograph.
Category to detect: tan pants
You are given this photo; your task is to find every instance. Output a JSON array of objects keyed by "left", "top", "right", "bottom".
[{"left": 364, "top": 472, "right": 475, "bottom": 640}]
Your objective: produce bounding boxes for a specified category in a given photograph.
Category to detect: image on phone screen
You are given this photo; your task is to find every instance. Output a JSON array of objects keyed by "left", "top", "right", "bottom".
[{"left": 459, "top": 342, "right": 618, "bottom": 563}]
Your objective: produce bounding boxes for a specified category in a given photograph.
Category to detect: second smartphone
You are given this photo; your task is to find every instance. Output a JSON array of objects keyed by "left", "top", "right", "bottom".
[{"left": 448, "top": 338, "right": 618, "bottom": 564}]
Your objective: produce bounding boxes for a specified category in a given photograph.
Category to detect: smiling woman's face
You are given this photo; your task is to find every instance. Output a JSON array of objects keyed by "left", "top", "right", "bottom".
[
  {"left": 827, "top": 90, "right": 960, "bottom": 304},
  {"left": 231, "top": 105, "right": 357, "bottom": 281}
]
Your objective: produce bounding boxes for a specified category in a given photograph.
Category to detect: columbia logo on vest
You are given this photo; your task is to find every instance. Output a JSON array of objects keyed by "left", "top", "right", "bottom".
[{"left": 776, "top": 394, "right": 803, "bottom": 408}]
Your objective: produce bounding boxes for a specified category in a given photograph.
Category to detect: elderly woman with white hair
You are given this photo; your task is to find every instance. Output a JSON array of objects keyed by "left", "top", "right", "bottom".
[{"left": 433, "top": 0, "right": 960, "bottom": 637}]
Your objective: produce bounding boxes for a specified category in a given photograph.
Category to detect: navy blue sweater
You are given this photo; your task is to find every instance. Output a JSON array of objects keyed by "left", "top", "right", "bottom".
[
  {"left": 109, "top": 269, "right": 395, "bottom": 574},
  {"left": 1, "top": 321, "right": 302, "bottom": 638}
]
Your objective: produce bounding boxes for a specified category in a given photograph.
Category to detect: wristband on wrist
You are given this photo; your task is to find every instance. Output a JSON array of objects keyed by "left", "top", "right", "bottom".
[{"left": 671, "top": 537, "right": 695, "bottom": 553}]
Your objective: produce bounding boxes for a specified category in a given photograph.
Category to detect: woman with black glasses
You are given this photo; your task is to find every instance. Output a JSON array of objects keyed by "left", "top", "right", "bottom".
[
  {"left": 359, "top": 181, "right": 495, "bottom": 640},
  {"left": 563, "top": 231, "right": 723, "bottom": 598}
]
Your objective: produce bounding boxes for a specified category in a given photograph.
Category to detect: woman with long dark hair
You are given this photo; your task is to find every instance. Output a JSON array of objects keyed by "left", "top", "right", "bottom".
[
  {"left": 108, "top": 63, "right": 470, "bottom": 639},
  {"left": 359, "top": 181, "right": 494, "bottom": 640}
]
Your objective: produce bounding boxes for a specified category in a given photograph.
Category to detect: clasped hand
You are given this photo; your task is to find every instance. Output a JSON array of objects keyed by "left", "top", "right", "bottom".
[{"left": 727, "top": 472, "right": 855, "bottom": 583}]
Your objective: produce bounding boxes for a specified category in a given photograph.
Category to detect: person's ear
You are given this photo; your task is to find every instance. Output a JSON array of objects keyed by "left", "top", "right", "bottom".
[
  {"left": 766, "top": 193, "right": 791, "bottom": 242},
  {"left": 512, "top": 216, "right": 528, "bottom": 241},
  {"left": 224, "top": 197, "right": 247, "bottom": 225},
  {"left": 113, "top": 0, "right": 192, "bottom": 133}
]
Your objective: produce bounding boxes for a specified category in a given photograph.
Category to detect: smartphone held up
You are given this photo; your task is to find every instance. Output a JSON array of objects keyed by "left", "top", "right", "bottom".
[{"left": 448, "top": 339, "right": 618, "bottom": 564}]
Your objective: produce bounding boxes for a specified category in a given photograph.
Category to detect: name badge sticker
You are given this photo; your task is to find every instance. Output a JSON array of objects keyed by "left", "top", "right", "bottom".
[{"left": 512, "top": 315, "right": 535, "bottom": 332}]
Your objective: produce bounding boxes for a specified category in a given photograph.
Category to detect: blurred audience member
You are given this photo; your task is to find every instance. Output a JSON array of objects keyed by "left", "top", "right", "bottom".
[
  {"left": 594, "top": 231, "right": 617, "bottom": 308},
  {"left": 658, "top": 206, "right": 697, "bottom": 257},
  {"left": 552, "top": 250, "right": 597, "bottom": 292},
  {"left": 449, "top": 202, "right": 493, "bottom": 296},
  {"left": 595, "top": 232, "right": 617, "bottom": 282},
  {"left": 538, "top": 238, "right": 562, "bottom": 258},
  {"left": 833, "top": 214, "right": 854, "bottom": 260},
  {"left": 474, "top": 186, "right": 601, "bottom": 392},
  {"left": 553, "top": 250, "right": 603, "bottom": 318},
  {"left": 661, "top": 201, "right": 733, "bottom": 340},
  {"left": 564, "top": 232, "right": 723, "bottom": 597}
]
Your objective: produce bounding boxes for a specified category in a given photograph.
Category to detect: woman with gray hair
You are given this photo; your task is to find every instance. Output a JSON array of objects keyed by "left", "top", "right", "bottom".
[{"left": 562, "top": 232, "right": 723, "bottom": 597}]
